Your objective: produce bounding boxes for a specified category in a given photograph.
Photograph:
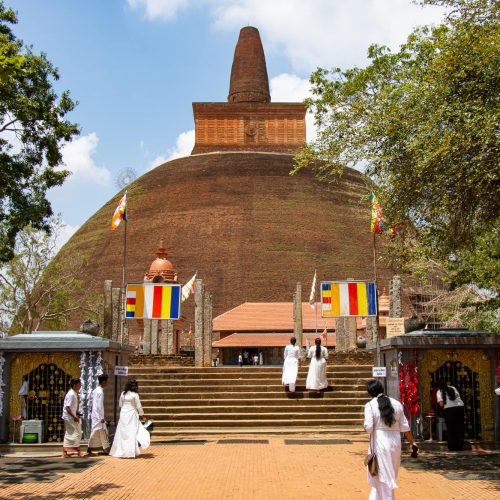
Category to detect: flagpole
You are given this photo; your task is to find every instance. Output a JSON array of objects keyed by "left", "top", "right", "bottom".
[
  {"left": 372, "top": 232, "right": 381, "bottom": 367},
  {"left": 314, "top": 269, "right": 318, "bottom": 336},
  {"left": 119, "top": 209, "right": 128, "bottom": 353}
]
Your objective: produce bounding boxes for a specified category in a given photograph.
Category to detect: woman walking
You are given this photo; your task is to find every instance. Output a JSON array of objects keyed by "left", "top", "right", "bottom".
[
  {"left": 306, "top": 337, "right": 328, "bottom": 391},
  {"left": 62, "top": 378, "right": 84, "bottom": 458},
  {"left": 364, "top": 380, "right": 418, "bottom": 500},
  {"left": 436, "top": 380, "right": 465, "bottom": 451},
  {"left": 282, "top": 337, "right": 300, "bottom": 392},
  {"left": 110, "top": 379, "right": 150, "bottom": 458}
]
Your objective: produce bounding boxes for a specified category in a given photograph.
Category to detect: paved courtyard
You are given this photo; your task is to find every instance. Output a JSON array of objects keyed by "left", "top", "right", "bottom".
[{"left": 0, "top": 437, "right": 499, "bottom": 500}]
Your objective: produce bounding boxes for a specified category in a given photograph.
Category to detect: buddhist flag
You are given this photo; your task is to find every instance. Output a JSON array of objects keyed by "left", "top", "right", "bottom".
[
  {"left": 111, "top": 191, "right": 127, "bottom": 230},
  {"left": 370, "top": 191, "right": 387, "bottom": 234},
  {"left": 125, "top": 283, "right": 181, "bottom": 319},
  {"left": 309, "top": 270, "right": 317, "bottom": 309},
  {"left": 321, "top": 326, "right": 327, "bottom": 341},
  {"left": 321, "top": 281, "right": 377, "bottom": 317},
  {"left": 181, "top": 273, "right": 197, "bottom": 303}
]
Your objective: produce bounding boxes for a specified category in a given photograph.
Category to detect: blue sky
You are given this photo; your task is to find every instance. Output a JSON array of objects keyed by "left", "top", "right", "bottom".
[{"left": 9, "top": 0, "right": 445, "bottom": 245}]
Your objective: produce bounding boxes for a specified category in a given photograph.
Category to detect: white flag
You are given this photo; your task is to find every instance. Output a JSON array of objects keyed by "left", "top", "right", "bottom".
[
  {"left": 181, "top": 273, "right": 197, "bottom": 303},
  {"left": 308, "top": 270, "right": 317, "bottom": 309}
]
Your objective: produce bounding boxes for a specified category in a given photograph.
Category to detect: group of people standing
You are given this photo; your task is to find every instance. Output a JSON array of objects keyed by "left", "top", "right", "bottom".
[
  {"left": 62, "top": 375, "right": 149, "bottom": 459},
  {"left": 238, "top": 350, "right": 263, "bottom": 366},
  {"left": 282, "top": 336, "right": 329, "bottom": 392}
]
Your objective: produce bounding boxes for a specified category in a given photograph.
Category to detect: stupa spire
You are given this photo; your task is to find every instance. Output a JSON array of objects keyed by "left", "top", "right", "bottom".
[{"left": 228, "top": 26, "right": 270, "bottom": 103}]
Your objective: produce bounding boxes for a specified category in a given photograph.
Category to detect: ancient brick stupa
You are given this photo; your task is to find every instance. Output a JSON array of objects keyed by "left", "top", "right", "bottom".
[{"left": 58, "top": 26, "right": 393, "bottom": 347}]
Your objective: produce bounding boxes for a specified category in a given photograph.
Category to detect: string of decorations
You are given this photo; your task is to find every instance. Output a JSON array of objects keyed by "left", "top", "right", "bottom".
[
  {"left": 398, "top": 350, "right": 420, "bottom": 417},
  {"left": 0, "top": 352, "right": 5, "bottom": 416}
]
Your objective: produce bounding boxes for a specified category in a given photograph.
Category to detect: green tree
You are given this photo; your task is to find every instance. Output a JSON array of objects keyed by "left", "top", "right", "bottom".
[
  {"left": 295, "top": 0, "right": 499, "bottom": 328},
  {"left": 0, "top": 2, "right": 79, "bottom": 263},
  {"left": 0, "top": 217, "right": 95, "bottom": 335}
]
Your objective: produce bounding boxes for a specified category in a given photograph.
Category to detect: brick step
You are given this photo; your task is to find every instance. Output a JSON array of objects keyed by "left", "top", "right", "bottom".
[
  {"left": 139, "top": 390, "right": 367, "bottom": 400},
  {"left": 133, "top": 377, "right": 372, "bottom": 393},
  {"left": 147, "top": 411, "right": 362, "bottom": 421},
  {"left": 149, "top": 418, "right": 364, "bottom": 428},
  {"left": 139, "top": 384, "right": 367, "bottom": 394},
  {"left": 128, "top": 365, "right": 373, "bottom": 374},
  {"left": 144, "top": 404, "right": 364, "bottom": 414},
  {"left": 140, "top": 397, "right": 368, "bottom": 406},
  {"left": 133, "top": 371, "right": 372, "bottom": 381},
  {"left": 150, "top": 427, "right": 367, "bottom": 438}
]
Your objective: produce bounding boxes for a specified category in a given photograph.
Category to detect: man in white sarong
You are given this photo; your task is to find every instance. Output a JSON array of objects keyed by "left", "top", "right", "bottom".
[
  {"left": 18, "top": 376, "right": 29, "bottom": 419},
  {"left": 88, "top": 373, "right": 110, "bottom": 455},
  {"left": 62, "top": 378, "right": 83, "bottom": 457}
]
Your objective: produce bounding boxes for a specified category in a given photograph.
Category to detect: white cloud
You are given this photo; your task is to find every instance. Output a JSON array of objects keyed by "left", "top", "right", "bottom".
[
  {"left": 61, "top": 133, "right": 111, "bottom": 186},
  {"left": 127, "top": 0, "right": 194, "bottom": 21},
  {"left": 127, "top": 0, "right": 446, "bottom": 72},
  {"left": 148, "top": 129, "right": 195, "bottom": 170},
  {"left": 270, "top": 73, "right": 316, "bottom": 142}
]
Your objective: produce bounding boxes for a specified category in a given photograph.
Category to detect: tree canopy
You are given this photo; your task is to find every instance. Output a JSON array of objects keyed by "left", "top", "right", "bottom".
[
  {"left": 0, "top": 2, "right": 79, "bottom": 262},
  {"left": 295, "top": 0, "right": 499, "bottom": 327}
]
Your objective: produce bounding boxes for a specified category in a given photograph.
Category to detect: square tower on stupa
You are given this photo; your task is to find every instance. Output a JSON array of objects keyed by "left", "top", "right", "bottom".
[{"left": 191, "top": 26, "right": 306, "bottom": 154}]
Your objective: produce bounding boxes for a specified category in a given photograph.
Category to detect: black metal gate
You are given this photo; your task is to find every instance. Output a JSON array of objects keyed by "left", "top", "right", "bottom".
[
  {"left": 431, "top": 360, "right": 481, "bottom": 439},
  {"left": 26, "top": 363, "right": 72, "bottom": 442}
]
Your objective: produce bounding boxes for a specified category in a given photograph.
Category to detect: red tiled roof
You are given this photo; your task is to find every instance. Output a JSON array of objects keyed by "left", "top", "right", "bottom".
[
  {"left": 213, "top": 302, "right": 364, "bottom": 332},
  {"left": 212, "top": 332, "right": 336, "bottom": 348}
]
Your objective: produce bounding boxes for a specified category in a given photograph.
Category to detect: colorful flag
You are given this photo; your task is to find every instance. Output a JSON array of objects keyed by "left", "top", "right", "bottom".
[
  {"left": 370, "top": 191, "right": 387, "bottom": 234},
  {"left": 321, "top": 281, "right": 377, "bottom": 317},
  {"left": 309, "top": 270, "right": 317, "bottom": 309},
  {"left": 181, "top": 273, "right": 197, "bottom": 303},
  {"left": 111, "top": 191, "right": 127, "bottom": 230},
  {"left": 125, "top": 283, "right": 181, "bottom": 319}
]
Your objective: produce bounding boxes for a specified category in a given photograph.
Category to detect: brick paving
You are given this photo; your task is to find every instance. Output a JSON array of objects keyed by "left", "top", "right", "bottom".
[{"left": 1, "top": 438, "right": 498, "bottom": 500}]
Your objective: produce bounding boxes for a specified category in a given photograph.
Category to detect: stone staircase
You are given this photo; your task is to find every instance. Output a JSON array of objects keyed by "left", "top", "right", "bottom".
[{"left": 129, "top": 354, "right": 373, "bottom": 438}]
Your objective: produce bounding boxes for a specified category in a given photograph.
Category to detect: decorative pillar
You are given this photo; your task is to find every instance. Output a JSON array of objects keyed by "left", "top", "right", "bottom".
[
  {"left": 203, "top": 292, "right": 213, "bottom": 367},
  {"left": 151, "top": 319, "right": 159, "bottom": 355},
  {"left": 167, "top": 320, "right": 175, "bottom": 355},
  {"left": 103, "top": 280, "right": 113, "bottom": 339},
  {"left": 143, "top": 320, "right": 152, "bottom": 354},
  {"left": 194, "top": 279, "right": 205, "bottom": 367},
  {"left": 111, "top": 287, "right": 121, "bottom": 342},
  {"left": 366, "top": 316, "right": 377, "bottom": 343}
]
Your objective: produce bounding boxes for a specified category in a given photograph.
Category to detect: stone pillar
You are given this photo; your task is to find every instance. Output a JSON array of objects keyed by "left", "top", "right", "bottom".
[
  {"left": 111, "top": 287, "right": 121, "bottom": 342},
  {"left": 103, "top": 280, "right": 113, "bottom": 339},
  {"left": 293, "top": 282, "right": 303, "bottom": 355},
  {"left": 366, "top": 316, "right": 377, "bottom": 343},
  {"left": 347, "top": 317, "right": 357, "bottom": 351},
  {"left": 160, "top": 320, "right": 168, "bottom": 355},
  {"left": 389, "top": 275, "right": 402, "bottom": 318},
  {"left": 143, "top": 320, "right": 152, "bottom": 354},
  {"left": 151, "top": 319, "right": 159, "bottom": 355},
  {"left": 194, "top": 279, "right": 205, "bottom": 367},
  {"left": 335, "top": 317, "right": 346, "bottom": 352},
  {"left": 203, "top": 292, "right": 213, "bottom": 367},
  {"left": 167, "top": 320, "right": 174, "bottom": 355}
]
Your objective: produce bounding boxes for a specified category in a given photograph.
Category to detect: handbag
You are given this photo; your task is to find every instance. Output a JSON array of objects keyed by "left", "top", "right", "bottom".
[{"left": 364, "top": 403, "right": 378, "bottom": 476}]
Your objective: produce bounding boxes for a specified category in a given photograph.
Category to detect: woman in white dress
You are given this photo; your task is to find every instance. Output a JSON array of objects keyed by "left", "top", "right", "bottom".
[
  {"left": 363, "top": 380, "right": 418, "bottom": 500},
  {"left": 282, "top": 337, "right": 300, "bottom": 392},
  {"left": 306, "top": 337, "right": 328, "bottom": 391},
  {"left": 110, "top": 379, "right": 150, "bottom": 458}
]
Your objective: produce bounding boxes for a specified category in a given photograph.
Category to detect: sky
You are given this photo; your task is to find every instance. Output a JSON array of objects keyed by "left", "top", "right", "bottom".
[{"left": 8, "top": 0, "right": 446, "bottom": 247}]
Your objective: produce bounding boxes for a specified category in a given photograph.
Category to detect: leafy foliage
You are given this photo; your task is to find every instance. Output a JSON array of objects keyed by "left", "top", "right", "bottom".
[
  {"left": 0, "top": 217, "right": 95, "bottom": 335},
  {"left": 295, "top": 0, "right": 499, "bottom": 328},
  {"left": 0, "top": 2, "right": 79, "bottom": 262}
]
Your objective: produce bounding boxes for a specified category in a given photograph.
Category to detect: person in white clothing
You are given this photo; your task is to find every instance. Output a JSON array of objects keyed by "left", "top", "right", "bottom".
[
  {"left": 282, "top": 337, "right": 300, "bottom": 392},
  {"left": 306, "top": 337, "right": 328, "bottom": 391},
  {"left": 88, "top": 373, "right": 110, "bottom": 455},
  {"left": 364, "top": 380, "right": 418, "bottom": 500},
  {"left": 110, "top": 379, "right": 150, "bottom": 458},
  {"left": 62, "top": 378, "right": 84, "bottom": 458},
  {"left": 18, "top": 376, "right": 29, "bottom": 419}
]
